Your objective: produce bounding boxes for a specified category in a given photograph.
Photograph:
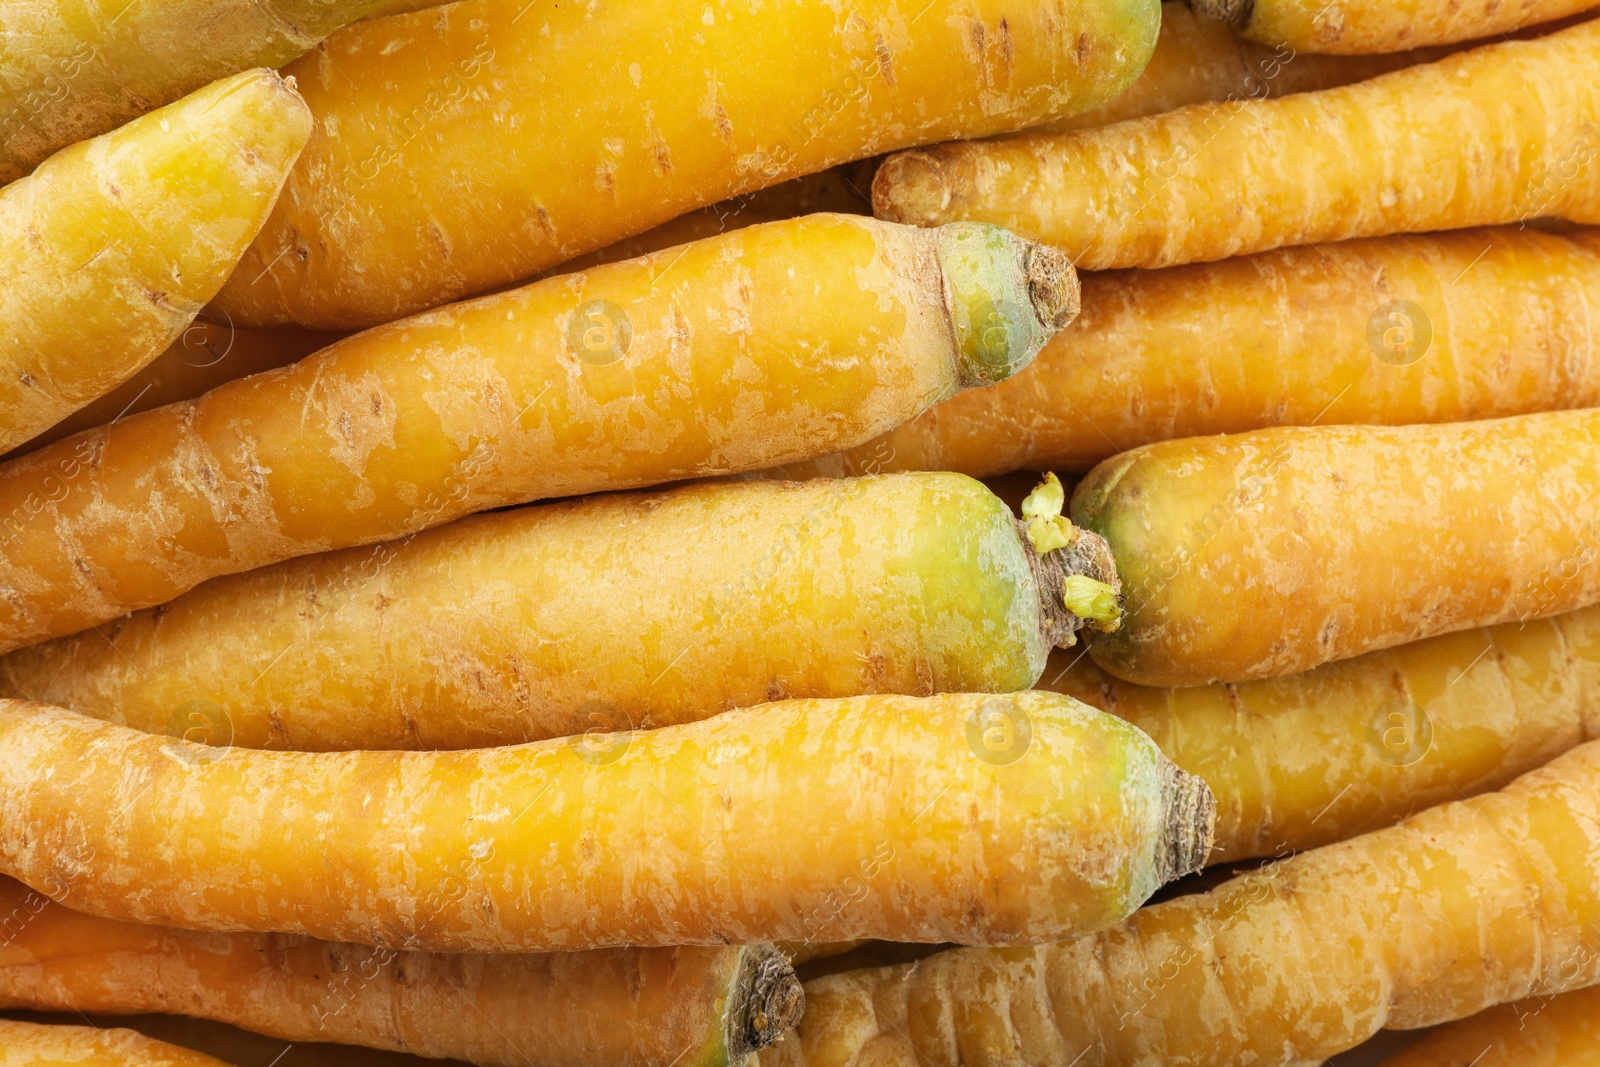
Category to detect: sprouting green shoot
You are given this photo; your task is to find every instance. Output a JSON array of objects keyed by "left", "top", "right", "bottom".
[
  {"left": 1062, "top": 575, "right": 1122, "bottom": 629},
  {"left": 1022, "top": 472, "right": 1076, "bottom": 555}
]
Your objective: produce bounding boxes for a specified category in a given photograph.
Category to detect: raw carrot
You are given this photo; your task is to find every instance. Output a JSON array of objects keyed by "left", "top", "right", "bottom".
[
  {"left": 206, "top": 0, "right": 1156, "bottom": 329},
  {"left": 0, "top": 70, "right": 309, "bottom": 456},
  {"left": 0, "top": 1019, "right": 230, "bottom": 1066},
  {"left": 1378, "top": 985, "right": 1600, "bottom": 1066},
  {"left": 776, "top": 225, "right": 1600, "bottom": 479},
  {"left": 0, "top": 879, "right": 801, "bottom": 1067},
  {"left": 2, "top": 322, "right": 342, "bottom": 460},
  {"left": 0, "top": 691, "right": 1213, "bottom": 952},
  {"left": 873, "top": 19, "right": 1600, "bottom": 270},
  {"left": 0, "top": 214, "right": 1076, "bottom": 654},
  {"left": 1044, "top": 603, "right": 1600, "bottom": 861},
  {"left": 0, "top": 0, "right": 381, "bottom": 185},
  {"left": 0, "top": 472, "right": 1118, "bottom": 751},
  {"left": 1195, "top": 0, "right": 1600, "bottom": 54},
  {"left": 1071, "top": 408, "right": 1600, "bottom": 686},
  {"left": 767, "top": 739, "right": 1600, "bottom": 1067}
]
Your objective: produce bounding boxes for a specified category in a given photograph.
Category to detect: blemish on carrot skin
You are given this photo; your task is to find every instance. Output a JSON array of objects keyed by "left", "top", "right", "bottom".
[{"left": 1076, "top": 32, "right": 1092, "bottom": 65}]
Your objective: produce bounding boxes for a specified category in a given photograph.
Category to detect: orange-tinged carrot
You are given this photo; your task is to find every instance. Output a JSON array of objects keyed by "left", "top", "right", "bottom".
[
  {"left": 873, "top": 19, "right": 1600, "bottom": 270},
  {"left": 207, "top": 0, "right": 1156, "bottom": 329},
  {"left": 1072, "top": 408, "right": 1600, "bottom": 686},
  {"left": 0, "top": 1019, "right": 230, "bottom": 1066},
  {"left": 0, "top": 214, "right": 1075, "bottom": 654},
  {"left": 765, "top": 740, "right": 1600, "bottom": 1067},
  {"left": 1378, "top": 984, "right": 1600, "bottom": 1066},
  {"left": 0, "top": 70, "right": 310, "bottom": 456},
  {"left": 0, "top": 879, "right": 800, "bottom": 1067},
  {"left": 0, "top": 692, "right": 1212, "bottom": 953},
  {"left": 1195, "top": 0, "right": 1600, "bottom": 54}
]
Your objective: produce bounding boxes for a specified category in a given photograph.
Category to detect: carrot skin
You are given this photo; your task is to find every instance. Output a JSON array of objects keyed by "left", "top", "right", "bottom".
[{"left": 0, "top": 1019, "right": 231, "bottom": 1066}]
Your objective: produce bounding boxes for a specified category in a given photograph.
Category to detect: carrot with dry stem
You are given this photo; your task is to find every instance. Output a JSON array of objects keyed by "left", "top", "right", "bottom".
[
  {"left": 873, "top": 19, "right": 1600, "bottom": 270},
  {"left": 0, "top": 1019, "right": 230, "bottom": 1067},
  {"left": 1072, "top": 408, "right": 1600, "bottom": 686},
  {"left": 769, "top": 739, "right": 1600, "bottom": 1067},
  {"left": 0, "top": 472, "right": 1119, "bottom": 751},
  {"left": 0, "top": 214, "right": 1076, "bottom": 655},
  {"left": 0, "top": 691, "right": 1212, "bottom": 952},
  {"left": 1378, "top": 985, "right": 1600, "bottom": 1066},
  {"left": 1044, "top": 603, "right": 1600, "bottom": 862},
  {"left": 1193, "top": 0, "right": 1600, "bottom": 54},
  {"left": 0, "top": 70, "right": 310, "bottom": 456},
  {"left": 209, "top": 0, "right": 1155, "bottom": 329},
  {"left": 0, "top": 879, "right": 800, "bottom": 1067},
  {"left": 778, "top": 225, "right": 1600, "bottom": 479}
]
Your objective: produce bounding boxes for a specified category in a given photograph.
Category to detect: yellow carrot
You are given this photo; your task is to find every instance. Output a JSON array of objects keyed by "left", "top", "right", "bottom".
[
  {"left": 0, "top": 879, "right": 800, "bottom": 1067},
  {"left": 0, "top": 473, "right": 1117, "bottom": 751},
  {"left": 768, "top": 739, "right": 1600, "bottom": 1067},
  {"left": 1378, "top": 984, "right": 1600, "bottom": 1066},
  {"left": 1072, "top": 408, "right": 1600, "bottom": 686},
  {"left": 873, "top": 19, "right": 1600, "bottom": 270},
  {"left": 0, "top": 70, "right": 309, "bottom": 456},
  {"left": 0, "top": 692, "right": 1212, "bottom": 953},
  {"left": 777, "top": 226, "right": 1600, "bottom": 479},
  {"left": 0, "top": 0, "right": 383, "bottom": 185},
  {"left": 1044, "top": 603, "right": 1600, "bottom": 861},
  {"left": 1196, "top": 0, "right": 1600, "bottom": 54},
  {"left": 0, "top": 214, "right": 1075, "bottom": 654},
  {"left": 207, "top": 0, "right": 1156, "bottom": 329},
  {"left": 0, "top": 1019, "right": 230, "bottom": 1066}
]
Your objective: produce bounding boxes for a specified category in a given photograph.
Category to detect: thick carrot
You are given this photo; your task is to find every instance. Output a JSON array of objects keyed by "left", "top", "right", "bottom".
[
  {"left": 0, "top": 70, "right": 309, "bottom": 456},
  {"left": 766, "top": 739, "right": 1600, "bottom": 1067},
  {"left": 0, "top": 0, "right": 382, "bottom": 185},
  {"left": 0, "top": 692, "right": 1212, "bottom": 953},
  {"left": 1378, "top": 985, "right": 1600, "bottom": 1066},
  {"left": 1195, "top": 0, "right": 1600, "bottom": 53},
  {"left": 206, "top": 0, "right": 1156, "bottom": 329},
  {"left": 2, "top": 322, "right": 342, "bottom": 461},
  {"left": 0, "top": 473, "right": 1118, "bottom": 751},
  {"left": 1044, "top": 603, "right": 1600, "bottom": 861},
  {"left": 0, "top": 214, "right": 1075, "bottom": 654},
  {"left": 873, "top": 19, "right": 1600, "bottom": 270},
  {"left": 1072, "top": 408, "right": 1600, "bottom": 686},
  {"left": 775, "top": 225, "right": 1600, "bottom": 479},
  {"left": 0, "top": 879, "right": 800, "bottom": 1067},
  {"left": 0, "top": 1019, "right": 229, "bottom": 1066}
]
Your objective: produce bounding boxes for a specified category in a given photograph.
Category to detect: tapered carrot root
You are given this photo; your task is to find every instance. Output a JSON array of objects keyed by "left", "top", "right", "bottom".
[
  {"left": 1044, "top": 604, "right": 1600, "bottom": 861},
  {"left": 0, "top": 70, "right": 310, "bottom": 456},
  {"left": 0, "top": 214, "right": 1076, "bottom": 655},
  {"left": 0, "top": 473, "right": 1118, "bottom": 751},
  {"left": 1072, "top": 408, "right": 1600, "bottom": 686},
  {"left": 0, "top": 1019, "right": 230, "bottom": 1066},
  {"left": 208, "top": 0, "right": 1154, "bottom": 329},
  {"left": 767, "top": 740, "right": 1600, "bottom": 1067},
  {"left": 1196, "top": 0, "right": 1600, "bottom": 53},
  {"left": 0, "top": 880, "right": 800, "bottom": 1067},
  {"left": 874, "top": 19, "right": 1600, "bottom": 270},
  {"left": 3, "top": 322, "right": 343, "bottom": 460},
  {"left": 775, "top": 226, "right": 1600, "bottom": 479},
  {"left": 1378, "top": 985, "right": 1600, "bottom": 1066},
  {"left": 0, "top": 692, "right": 1211, "bottom": 953}
]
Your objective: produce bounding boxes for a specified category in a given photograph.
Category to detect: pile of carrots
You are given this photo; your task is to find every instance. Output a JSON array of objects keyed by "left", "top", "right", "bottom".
[{"left": 3, "top": 0, "right": 1600, "bottom": 1064}]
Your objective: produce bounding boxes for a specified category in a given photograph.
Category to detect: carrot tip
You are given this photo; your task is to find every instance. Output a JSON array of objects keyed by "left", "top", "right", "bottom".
[
  {"left": 1187, "top": 0, "right": 1252, "bottom": 30},
  {"left": 730, "top": 943, "right": 805, "bottom": 1061},
  {"left": 1156, "top": 762, "right": 1218, "bottom": 885}
]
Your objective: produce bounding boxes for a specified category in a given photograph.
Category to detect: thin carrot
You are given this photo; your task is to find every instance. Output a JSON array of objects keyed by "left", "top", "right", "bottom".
[
  {"left": 873, "top": 19, "right": 1600, "bottom": 270},
  {"left": 1044, "top": 603, "right": 1600, "bottom": 861},
  {"left": 0, "top": 878, "right": 800, "bottom": 1067},
  {"left": 1194, "top": 0, "right": 1600, "bottom": 54},
  {"left": 1377, "top": 984, "right": 1600, "bottom": 1066},
  {"left": 0, "top": 70, "right": 309, "bottom": 455},
  {"left": 0, "top": 214, "right": 1076, "bottom": 654},
  {"left": 0, "top": 1019, "right": 230, "bottom": 1066},
  {"left": 0, "top": 691, "right": 1212, "bottom": 953},
  {"left": 767, "top": 739, "right": 1600, "bottom": 1067},
  {"left": 776, "top": 225, "right": 1600, "bottom": 479},
  {"left": 206, "top": 0, "right": 1156, "bottom": 329},
  {"left": 1071, "top": 408, "right": 1600, "bottom": 686},
  {"left": 0, "top": 472, "right": 1118, "bottom": 751}
]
